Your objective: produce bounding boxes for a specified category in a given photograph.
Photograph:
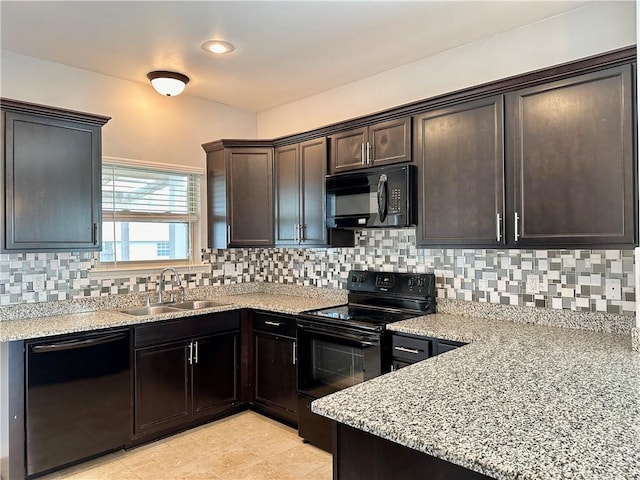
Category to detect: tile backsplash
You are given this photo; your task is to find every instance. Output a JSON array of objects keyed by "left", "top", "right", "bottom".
[{"left": 0, "top": 229, "right": 635, "bottom": 317}]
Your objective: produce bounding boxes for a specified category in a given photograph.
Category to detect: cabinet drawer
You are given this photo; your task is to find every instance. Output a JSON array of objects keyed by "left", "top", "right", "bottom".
[
  {"left": 391, "top": 334, "right": 431, "bottom": 362},
  {"left": 436, "top": 339, "right": 465, "bottom": 355},
  {"left": 135, "top": 311, "right": 240, "bottom": 348},
  {"left": 253, "top": 312, "right": 296, "bottom": 338}
]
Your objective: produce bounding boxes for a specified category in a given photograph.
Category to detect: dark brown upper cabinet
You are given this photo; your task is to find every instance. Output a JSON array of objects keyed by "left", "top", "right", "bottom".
[
  {"left": 415, "top": 96, "right": 505, "bottom": 247},
  {"left": 506, "top": 64, "right": 636, "bottom": 248},
  {"left": 329, "top": 117, "right": 411, "bottom": 174},
  {"left": 203, "top": 140, "right": 274, "bottom": 248},
  {"left": 1, "top": 99, "right": 110, "bottom": 252},
  {"left": 275, "top": 138, "right": 353, "bottom": 248}
]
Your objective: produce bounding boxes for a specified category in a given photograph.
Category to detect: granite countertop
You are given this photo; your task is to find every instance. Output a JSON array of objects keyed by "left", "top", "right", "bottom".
[
  {"left": 312, "top": 313, "right": 640, "bottom": 480},
  {"left": 0, "top": 290, "right": 345, "bottom": 342}
]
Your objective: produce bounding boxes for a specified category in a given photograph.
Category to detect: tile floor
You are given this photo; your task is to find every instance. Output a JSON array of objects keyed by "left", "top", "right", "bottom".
[{"left": 40, "top": 411, "right": 332, "bottom": 480}]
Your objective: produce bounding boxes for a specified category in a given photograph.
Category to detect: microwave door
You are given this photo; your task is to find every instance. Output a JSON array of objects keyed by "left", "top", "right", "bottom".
[{"left": 326, "top": 175, "right": 377, "bottom": 227}]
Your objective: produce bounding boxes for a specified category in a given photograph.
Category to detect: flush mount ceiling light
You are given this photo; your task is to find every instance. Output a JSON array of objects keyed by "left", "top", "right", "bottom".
[
  {"left": 201, "top": 40, "right": 235, "bottom": 55},
  {"left": 147, "top": 71, "right": 190, "bottom": 96}
]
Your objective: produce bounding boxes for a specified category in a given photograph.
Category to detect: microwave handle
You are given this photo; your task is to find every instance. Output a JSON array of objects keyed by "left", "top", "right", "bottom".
[{"left": 377, "top": 173, "right": 388, "bottom": 222}]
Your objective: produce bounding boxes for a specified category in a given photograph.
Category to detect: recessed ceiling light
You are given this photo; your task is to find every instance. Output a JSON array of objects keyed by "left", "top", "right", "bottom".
[{"left": 201, "top": 40, "right": 235, "bottom": 55}]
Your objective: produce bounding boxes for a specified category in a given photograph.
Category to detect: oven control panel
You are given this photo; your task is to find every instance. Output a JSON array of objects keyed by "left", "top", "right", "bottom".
[{"left": 347, "top": 270, "right": 435, "bottom": 296}]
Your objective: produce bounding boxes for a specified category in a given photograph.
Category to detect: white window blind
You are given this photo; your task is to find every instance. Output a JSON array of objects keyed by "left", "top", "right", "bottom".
[{"left": 101, "top": 163, "right": 201, "bottom": 264}]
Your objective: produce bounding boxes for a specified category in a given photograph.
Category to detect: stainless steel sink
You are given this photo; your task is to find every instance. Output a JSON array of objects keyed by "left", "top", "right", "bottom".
[
  {"left": 170, "top": 300, "right": 229, "bottom": 310},
  {"left": 119, "top": 305, "right": 181, "bottom": 316}
]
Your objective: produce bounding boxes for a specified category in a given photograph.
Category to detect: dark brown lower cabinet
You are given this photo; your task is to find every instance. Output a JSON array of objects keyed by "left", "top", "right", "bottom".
[
  {"left": 135, "top": 342, "right": 190, "bottom": 434},
  {"left": 252, "top": 312, "right": 297, "bottom": 425},
  {"left": 391, "top": 333, "right": 465, "bottom": 370},
  {"left": 192, "top": 332, "right": 239, "bottom": 418},
  {"left": 133, "top": 313, "right": 240, "bottom": 439},
  {"left": 335, "top": 423, "right": 493, "bottom": 480}
]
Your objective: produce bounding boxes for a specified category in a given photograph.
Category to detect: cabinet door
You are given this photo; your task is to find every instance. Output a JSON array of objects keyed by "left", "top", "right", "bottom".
[
  {"left": 369, "top": 117, "right": 412, "bottom": 167},
  {"left": 3, "top": 112, "right": 101, "bottom": 251},
  {"left": 227, "top": 148, "right": 274, "bottom": 247},
  {"left": 299, "top": 137, "right": 328, "bottom": 246},
  {"left": 192, "top": 331, "right": 239, "bottom": 419},
  {"left": 274, "top": 144, "right": 300, "bottom": 246},
  {"left": 508, "top": 65, "right": 635, "bottom": 247},
  {"left": 134, "top": 342, "right": 190, "bottom": 435},
  {"left": 254, "top": 332, "right": 297, "bottom": 417},
  {"left": 330, "top": 127, "right": 368, "bottom": 173},
  {"left": 416, "top": 97, "right": 505, "bottom": 246}
]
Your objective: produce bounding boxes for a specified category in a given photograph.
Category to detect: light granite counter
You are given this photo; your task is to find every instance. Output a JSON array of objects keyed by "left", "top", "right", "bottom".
[
  {"left": 312, "top": 313, "right": 640, "bottom": 480},
  {"left": 0, "top": 285, "right": 346, "bottom": 342}
]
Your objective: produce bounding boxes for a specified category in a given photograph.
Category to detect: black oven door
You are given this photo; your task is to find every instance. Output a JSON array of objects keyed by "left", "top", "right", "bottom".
[{"left": 297, "top": 320, "right": 383, "bottom": 399}]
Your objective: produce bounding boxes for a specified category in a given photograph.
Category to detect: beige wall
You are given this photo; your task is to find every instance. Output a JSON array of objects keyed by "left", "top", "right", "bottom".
[
  {"left": 257, "top": 1, "right": 636, "bottom": 138},
  {"left": 1, "top": 51, "right": 257, "bottom": 169}
]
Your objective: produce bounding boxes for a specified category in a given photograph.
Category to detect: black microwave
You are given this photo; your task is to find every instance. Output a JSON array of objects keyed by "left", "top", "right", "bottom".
[{"left": 326, "top": 164, "right": 417, "bottom": 228}]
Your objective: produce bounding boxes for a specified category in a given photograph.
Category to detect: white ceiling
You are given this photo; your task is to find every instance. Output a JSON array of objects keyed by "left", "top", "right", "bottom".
[{"left": 1, "top": 1, "right": 593, "bottom": 112}]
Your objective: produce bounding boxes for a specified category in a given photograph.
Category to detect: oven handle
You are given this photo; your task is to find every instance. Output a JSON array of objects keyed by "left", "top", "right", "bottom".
[{"left": 297, "top": 322, "right": 379, "bottom": 346}]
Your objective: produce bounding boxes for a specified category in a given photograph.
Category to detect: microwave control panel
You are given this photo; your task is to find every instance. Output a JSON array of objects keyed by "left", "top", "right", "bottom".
[{"left": 389, "top": 187, "right": 402, "bottom": 213}]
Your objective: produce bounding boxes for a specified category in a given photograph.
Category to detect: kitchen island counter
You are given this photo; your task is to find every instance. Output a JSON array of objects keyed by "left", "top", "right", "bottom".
[{"left": 312, "top": 313, "right": 640, "bottom": 480}]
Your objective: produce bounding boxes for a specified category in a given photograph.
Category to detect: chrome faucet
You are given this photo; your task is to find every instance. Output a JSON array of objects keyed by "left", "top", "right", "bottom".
[{"left": 157, "top": 267, "right": 184, "bottom": 303}]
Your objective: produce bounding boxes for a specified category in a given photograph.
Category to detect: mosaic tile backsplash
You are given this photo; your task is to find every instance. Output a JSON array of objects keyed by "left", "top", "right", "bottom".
[{"left": 0, "top": 229, "right": 635, "bottom": 318}]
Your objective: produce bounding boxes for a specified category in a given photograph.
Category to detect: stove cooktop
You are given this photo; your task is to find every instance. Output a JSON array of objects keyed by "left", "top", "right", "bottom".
[{"left": 301, "top": 304, "right": 420, "bottom": 330}]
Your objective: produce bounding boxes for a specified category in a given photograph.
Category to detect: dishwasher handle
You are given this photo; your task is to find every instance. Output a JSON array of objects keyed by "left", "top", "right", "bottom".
[{"left": 31, "top": 333, "right": 128, "bottom": 353}]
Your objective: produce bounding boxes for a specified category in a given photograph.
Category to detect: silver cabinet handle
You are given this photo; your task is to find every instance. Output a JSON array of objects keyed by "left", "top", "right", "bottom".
[
  {"left": 292, "top": 341, "right": 296, "bottom": 365},
  {"left": 93, "top": 223, "right": 100, "bottom": 245},
  {"left": 294, "top": 224, "right": 299, "bottom": 243},
  {"left": 299, "top": 224, "right": 305, "bottom": 242},
  {"left": 366, "top": 142, "right": 371, "bottom": 164},
  {"left": 188, "top": 341, "right": 193, "bottom": 365},
  {"left": 394, "top": 346, "right": 420, "bottom": 355},
  {"left": 194, "top": 341, "right": 198, "bottom": 364},
  {"left": 496, "top": 213, "right": 502, "bottom": 242},
  {"left": 226, "top": 225, "right": 231, "bottom": 245},
  {"left": 514, "top": 212, "right": 520, "bottom": 242},
  {"left": 360, "top": 143, "right": 365, "bottom": 165},
  {"left": 264, "top": 320, "right": 283, "bottom": 327}
]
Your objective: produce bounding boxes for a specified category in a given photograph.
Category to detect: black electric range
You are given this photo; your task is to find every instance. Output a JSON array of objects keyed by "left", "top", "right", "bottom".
[
  {"left": 299, "top": 269, "right": 437, "bottom": 331},
  {"left": 296, "top": 269, "right": 436, "bottom": 452}
]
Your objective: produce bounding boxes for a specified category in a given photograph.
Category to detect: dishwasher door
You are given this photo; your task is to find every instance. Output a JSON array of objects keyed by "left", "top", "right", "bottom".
[{"left": 26, "top": 329, "right": 131, "bottom": 476}]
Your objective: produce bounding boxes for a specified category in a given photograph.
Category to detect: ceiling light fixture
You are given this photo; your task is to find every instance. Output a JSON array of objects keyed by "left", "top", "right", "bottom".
[
  {"left": 147, "top": 71, "right": 190, "bottom": 96},
  {"left": 201, "top": 40, "right": 235, "bottom": 55}
]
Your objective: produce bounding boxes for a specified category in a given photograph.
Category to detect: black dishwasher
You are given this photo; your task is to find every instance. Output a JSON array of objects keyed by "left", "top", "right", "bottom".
[{"left": 26, "top": 328, "right": 131, "bottom": 477}]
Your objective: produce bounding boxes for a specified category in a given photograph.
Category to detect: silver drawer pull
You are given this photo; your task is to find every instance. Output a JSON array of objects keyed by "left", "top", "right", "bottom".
[
  {"left": 265, "top": 320, "right": 283, "bottom": 327},
  {"left": 394, "top": 346, "right": 420, "bottom": 355}
]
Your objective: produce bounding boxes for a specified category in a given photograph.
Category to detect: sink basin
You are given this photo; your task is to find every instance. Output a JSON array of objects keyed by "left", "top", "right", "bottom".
[
  {"left": 170, "top": 300, "right": 230, "bottom": 310},
  {"left": 119, "top": 305, "right": 181, "bottom": 316}
]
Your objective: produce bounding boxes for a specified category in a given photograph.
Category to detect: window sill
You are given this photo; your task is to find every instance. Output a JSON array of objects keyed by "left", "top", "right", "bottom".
[{"left": 90, "top": 263, "right": 210, "bottom": 280}]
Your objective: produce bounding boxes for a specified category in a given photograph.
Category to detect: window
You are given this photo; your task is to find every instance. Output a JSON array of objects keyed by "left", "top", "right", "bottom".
[{"left": 101, "top": 162, "right": 201, "bottom": 266}]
